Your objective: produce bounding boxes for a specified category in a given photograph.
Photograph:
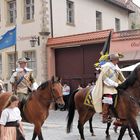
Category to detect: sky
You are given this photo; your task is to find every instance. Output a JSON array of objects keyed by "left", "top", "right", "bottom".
[{"left": 133, "top": 0, "right": 140, "bottom": 7}]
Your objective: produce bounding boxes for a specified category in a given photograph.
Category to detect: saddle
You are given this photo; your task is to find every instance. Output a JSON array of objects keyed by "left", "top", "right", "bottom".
[{"left": 84, "top": 88, "right": 94, "bottom": 108}]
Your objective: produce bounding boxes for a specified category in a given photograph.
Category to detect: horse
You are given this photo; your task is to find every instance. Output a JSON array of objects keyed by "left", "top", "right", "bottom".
[
  {"left": 0, "top": 77, "right": 65, "bottom": 140},
  {"left": 67, "top": 64, "right": 140, "bottom": 140}
]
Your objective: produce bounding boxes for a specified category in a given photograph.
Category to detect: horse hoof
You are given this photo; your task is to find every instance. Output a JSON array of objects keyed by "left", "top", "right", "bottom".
[{"left": 91, "top": 133, "right": 96, "bottom": 136}]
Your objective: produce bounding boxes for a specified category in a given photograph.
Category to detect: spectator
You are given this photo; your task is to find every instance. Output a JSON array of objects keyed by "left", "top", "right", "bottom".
[
  {"left": 61, "top": 83, "right": 70, "bottom": 111},
  {"left": 0, "top": 95, "right": 25, "bottom": 140}
]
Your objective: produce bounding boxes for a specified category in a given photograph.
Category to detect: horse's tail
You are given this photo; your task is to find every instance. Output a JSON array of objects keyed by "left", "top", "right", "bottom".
[{"left": 66, "top": 89, "right": 78, "bottom": 133}]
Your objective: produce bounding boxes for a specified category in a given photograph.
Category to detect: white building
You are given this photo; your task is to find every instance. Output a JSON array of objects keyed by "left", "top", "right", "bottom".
[{"left": 0, "top": 0, "right": 136, "bottom": 90}]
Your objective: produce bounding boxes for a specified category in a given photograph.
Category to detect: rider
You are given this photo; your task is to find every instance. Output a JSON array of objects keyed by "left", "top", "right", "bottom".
[
  {"left": 93, "top": 53, "right": 125, "bottom": 123},
  {"left": 10, "top": 57, "right": 38, "bottom": 103}
]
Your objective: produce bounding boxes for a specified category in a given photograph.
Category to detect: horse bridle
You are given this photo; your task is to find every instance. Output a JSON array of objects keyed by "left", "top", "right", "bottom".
[{"left": 50, "top": 82, "right": 63, "bottom": 103}]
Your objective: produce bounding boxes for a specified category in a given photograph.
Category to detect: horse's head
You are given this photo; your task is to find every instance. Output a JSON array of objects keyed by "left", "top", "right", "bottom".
[
  {"left": 50, "top": 76, "right": 65, "bottom": 108},
  {"left": 37, "top": 77, "right": 65, "bottom": 108}
]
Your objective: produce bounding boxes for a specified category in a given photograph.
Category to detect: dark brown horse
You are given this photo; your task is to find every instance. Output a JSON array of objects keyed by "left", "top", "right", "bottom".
[
  {"left": 67, "top": 64, "right": 140, "bottom": 140},
  {"left": 0, "top": 77, "right": 64, "bottom": 140}
]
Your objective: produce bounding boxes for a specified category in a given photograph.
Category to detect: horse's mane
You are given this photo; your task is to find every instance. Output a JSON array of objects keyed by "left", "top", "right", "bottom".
[
  {"left": 119, "top": 64, "right": 140, "bottom": 90},
  {"left": 37, "top": 81, "right": 50, "bottom": 90}
]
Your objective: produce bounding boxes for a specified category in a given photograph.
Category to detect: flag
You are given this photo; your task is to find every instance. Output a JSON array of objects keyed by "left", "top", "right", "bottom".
[
  {"left": 0, "top": 27, "right": 16, "bottom": 50},
  {"left": 100, "top": 31, "right": 111, "bottom": 55},
  {"left": 94, "top": 31, "right": 112, "bottom": 68}
]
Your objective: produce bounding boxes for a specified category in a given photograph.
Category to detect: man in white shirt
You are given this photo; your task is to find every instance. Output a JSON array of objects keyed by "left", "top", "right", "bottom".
[{"left": 61, "top": 83, "right": 70, "bottom": 111}]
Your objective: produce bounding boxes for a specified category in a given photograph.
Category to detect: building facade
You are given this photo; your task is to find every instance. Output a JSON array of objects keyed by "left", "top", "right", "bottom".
[{"left": 0, "top": 0, "right": 137, "bottom": 90}]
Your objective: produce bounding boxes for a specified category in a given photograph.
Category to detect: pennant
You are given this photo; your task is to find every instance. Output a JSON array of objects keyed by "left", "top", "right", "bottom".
[
  {"left": 0, "top": 27, "right": 16, "bottom": 50},
  {"left": 100, "top": 31, "right": 111, "bottom": 55},
  {"left": 94, "top": 31, "right": 112, "bottom": 68}
]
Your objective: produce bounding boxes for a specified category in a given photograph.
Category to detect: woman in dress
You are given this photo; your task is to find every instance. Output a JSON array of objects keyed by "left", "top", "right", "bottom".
[{"left": 0, "top": 95, "right": 25, "bottom": 140}]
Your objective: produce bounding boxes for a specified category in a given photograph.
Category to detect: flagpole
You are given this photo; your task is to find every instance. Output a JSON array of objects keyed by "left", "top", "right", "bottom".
[
  {"left": 14, "top": 43, "right": 17, "bottom": 72},
  {"left": 14, "top": 20, "right": 17, "bottom": 72}
]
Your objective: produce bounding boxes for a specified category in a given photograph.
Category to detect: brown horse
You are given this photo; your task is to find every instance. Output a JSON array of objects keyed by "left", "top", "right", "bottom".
[
  {"left": 67, "top": 64, "right": 140, "bottom": 140},
  {"left": 0, "top": 77, "right": 64, "bottom": 140}
]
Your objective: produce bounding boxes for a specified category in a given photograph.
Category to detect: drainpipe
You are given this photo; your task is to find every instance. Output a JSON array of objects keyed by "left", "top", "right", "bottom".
[{"left": 50, "top": 0, "right": 54, "bottom": 38}]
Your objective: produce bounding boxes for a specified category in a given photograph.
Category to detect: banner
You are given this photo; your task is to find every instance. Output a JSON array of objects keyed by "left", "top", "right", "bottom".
[
  {"left": 0, "top": 27, "right": 16, "bottom": 50},
  {"left": 100, "top": 31, "right": 111, "bottom": 55},
  {"left": 94, "top": 31, "right": 112, "bottom": 68}
]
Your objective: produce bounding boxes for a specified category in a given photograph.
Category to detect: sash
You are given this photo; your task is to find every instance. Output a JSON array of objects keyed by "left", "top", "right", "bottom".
[{"left": 16, "top": 69, "right": 27, "bottom": 86}]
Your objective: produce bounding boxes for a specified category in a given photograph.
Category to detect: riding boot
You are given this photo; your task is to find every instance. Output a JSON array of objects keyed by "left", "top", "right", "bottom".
[{"left": 102, "top": 103, "right": 110, "bottom": 123}]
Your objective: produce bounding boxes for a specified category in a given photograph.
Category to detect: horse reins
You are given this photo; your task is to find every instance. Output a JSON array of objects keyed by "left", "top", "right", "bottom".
[{"left": 50, "top": 82, "right": 63, "bottom": 103}]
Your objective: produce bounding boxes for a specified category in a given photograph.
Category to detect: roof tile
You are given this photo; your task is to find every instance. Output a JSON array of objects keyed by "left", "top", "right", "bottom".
[{"left": 47, "top": 30, "right": 112, "bottom": 47}]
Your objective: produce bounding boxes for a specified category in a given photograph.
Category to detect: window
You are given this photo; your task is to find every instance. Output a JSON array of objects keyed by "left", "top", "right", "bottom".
[
  {"left": 67, "top": 0, "right": 74, "bottom": 25},
  {"left": 0, "top": 55, "right": 2, "bottom": 79},
  {"left": 23, "top": 51, "right": 37, "bottom": 76},
  {"left": 7, "top": 0, "right": 16, "bottom": 24},
  {"left": 24, "top": 0, "right": 34, "bottom": 20},
  {"left": 96, "top": 11, "right": 102, "bottom": 30},
  {"left": 115, "top": 18, "right": 120, "bottom": 31},
  {"left": 8, "top": 53, "right": 15, "bottom": 79}
]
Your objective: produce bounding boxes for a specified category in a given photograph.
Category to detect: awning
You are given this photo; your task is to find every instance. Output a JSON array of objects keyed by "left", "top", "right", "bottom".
[{"left": 121, "top": 62, "right": 140, "bottom": 71}]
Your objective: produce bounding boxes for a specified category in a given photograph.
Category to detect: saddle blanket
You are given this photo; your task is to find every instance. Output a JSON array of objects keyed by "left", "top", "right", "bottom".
[{"left": 84, "top": 88, "right": 94, "bottom": 108}]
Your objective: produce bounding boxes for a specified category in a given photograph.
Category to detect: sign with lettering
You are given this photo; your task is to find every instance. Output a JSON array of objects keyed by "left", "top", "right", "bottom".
[{"left": 131, "top": 42, "right": 140, "bottom": 47}]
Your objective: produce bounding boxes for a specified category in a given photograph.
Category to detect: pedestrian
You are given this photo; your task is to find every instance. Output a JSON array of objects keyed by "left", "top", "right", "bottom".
[
  {"left": 61, "top": 83, "right": 70, "bottom": 111},
  {"left": 10, "top": 57, "right": 38, "bottom": 103},
  {"left": 0, "top": 95, "right": 25, "bottom": 140},
  {"left": 92, "top": 53, "right": 125, "bottom": 124}
]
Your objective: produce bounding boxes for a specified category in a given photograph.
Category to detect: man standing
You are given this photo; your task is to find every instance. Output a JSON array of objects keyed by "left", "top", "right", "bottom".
[
  {"left": 10, "top": 57, "right": 38, "bottom": 102},
  {"left": 92, "top": 54, "right": 125, "bottom": 123},
  {"left": 62, "top": 83, "right": 70, "bottom": 111}
]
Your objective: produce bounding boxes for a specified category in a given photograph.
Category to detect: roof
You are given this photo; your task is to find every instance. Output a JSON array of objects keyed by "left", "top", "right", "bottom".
[
  {"left": 105, "top": 0, "right": 135, "bottom": 13},
  {"left": 47, "top": 30, "right": 112, "bottom": 47},
  {"left": 47, "top": 29, "right": 140, "bottom": 48}
]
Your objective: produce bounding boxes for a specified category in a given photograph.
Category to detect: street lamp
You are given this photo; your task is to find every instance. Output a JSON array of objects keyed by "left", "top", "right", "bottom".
[{"left": 30, "top": 36, "right": 40, "bottom": 47}]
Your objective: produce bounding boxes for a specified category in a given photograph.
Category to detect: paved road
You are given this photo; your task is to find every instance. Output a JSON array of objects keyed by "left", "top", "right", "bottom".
[{"left": 24, "top": 110, "right": 139, "bottom": 140}]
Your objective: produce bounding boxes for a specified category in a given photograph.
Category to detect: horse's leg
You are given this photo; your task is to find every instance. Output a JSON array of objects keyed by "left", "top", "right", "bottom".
[
  {"left": 38, "top": 131, "right": 43, "bottom": 140},
  {"left": 131, "top": 120, "right": 140, "bottom": 140},
  {"left": 89, "top": 116, "right": 95, "bottom": 136},
  {"left": 78, "top": 120, "right": 85, "bottom": 140},
  {"left": 127, "top": 125, "right": 134, "bottom": 138},
  {"left": 32, "top": 131, "right": 38, "bottom": 140},
  {"left": 117, "top": 125, "right": 127, "bottom": 140},
  {"left": 32, "top": 125, "right": 44, "bottom": 140},
  {"left": 105, "top": 122, "right": 111, "bottom": 137}
]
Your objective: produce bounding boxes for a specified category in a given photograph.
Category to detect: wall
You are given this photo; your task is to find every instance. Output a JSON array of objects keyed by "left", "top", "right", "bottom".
[{"left": 51, "top": 0, "right": 129, "bottom": 37}]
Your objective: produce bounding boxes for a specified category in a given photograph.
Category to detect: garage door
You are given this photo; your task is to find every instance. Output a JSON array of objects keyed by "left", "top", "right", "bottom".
[{"left": 55, "top": 43, "right": 103, "bottom": 92}]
